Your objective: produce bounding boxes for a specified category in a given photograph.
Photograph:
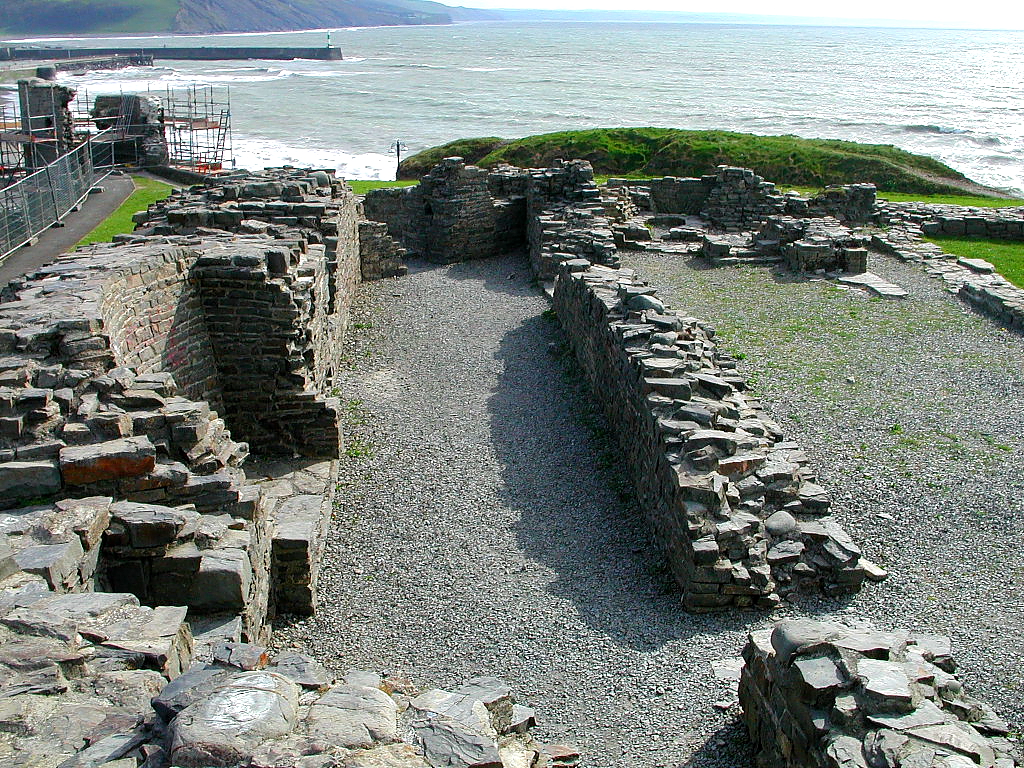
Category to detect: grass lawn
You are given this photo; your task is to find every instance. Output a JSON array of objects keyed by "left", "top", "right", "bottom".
[
  {"left": 346, "top": 180, "right": 418, "bottom": 194},
  {"left": 592, "top": 179, "right": 1023, "bottom": 208},
  {"left": 925, "top": 237, "right": 1024, "bottom": 288},
  {"left": 76, "top": 176, "right": 174, "bottom": 249},
  {"left": 873, "top": 191, "right": 1024, "bottom": 207}
]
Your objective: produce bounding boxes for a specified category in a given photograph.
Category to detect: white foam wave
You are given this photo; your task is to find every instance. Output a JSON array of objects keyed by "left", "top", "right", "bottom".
[{"left": 231, "top": 136, "right": 395, "bottom": 180}]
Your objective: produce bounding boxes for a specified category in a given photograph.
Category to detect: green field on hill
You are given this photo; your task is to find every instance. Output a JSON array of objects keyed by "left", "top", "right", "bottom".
[
  {"left": 0, "top": 0, "right": 181, "bottom": 35},
  {"left": 399, "top": 128, "right": 1006, "bottom": 197}
]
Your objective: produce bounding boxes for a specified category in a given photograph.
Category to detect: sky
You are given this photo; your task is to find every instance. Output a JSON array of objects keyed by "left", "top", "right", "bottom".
[{"left": 446, "top": 0, "right": 1024, "bottom": 30}]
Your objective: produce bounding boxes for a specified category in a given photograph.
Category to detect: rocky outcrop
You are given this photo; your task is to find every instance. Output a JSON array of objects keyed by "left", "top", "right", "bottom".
[{"left": 740, "top": 619, "right": 1019, "bottom": 768}]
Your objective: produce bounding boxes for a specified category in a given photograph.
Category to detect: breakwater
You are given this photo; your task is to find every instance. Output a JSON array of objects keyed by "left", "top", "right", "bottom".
[{"left": 0, "top": 46, "right": 343, "bottom": 62}]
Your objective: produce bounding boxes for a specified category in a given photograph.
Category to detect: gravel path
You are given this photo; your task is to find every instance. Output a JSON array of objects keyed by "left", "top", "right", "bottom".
[
  {"left": 273, "top": 250, "right": 1023, "bottom": 767},
  {"left": 274, "top": 254, "right": 767, "bottom": 768}
]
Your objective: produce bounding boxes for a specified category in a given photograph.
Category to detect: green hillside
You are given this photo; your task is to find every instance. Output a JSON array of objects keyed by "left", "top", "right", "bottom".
[
  {"left": 0, "top": 0, "right": 494, "bottom": 35},
  {"left": 399, "top": 127, "right": 1003, "bottom": 196},
  {"left": 0, "top": 0, "right": 181, "bottom": 34}
]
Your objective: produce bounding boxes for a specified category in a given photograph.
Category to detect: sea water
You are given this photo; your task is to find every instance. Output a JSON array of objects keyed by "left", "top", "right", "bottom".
[{"left": 5, "top": 22, "right": 1024, "bottom": 193}]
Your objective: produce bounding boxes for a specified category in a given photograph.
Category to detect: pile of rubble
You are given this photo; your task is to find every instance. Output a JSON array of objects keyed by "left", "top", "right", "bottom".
[{"left": 740, "top": 619, "right": 1019, "bottom": 768}]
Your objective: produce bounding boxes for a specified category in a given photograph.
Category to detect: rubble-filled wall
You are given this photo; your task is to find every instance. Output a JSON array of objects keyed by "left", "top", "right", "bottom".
[
  {"left": 364, "top": 158, "right": 529, "bottom": 263},
  {"left": 740, "top": 619, "right": 1018, "bottom": 768},
  {"left": 527, "top": 159, "right": 620, "bottom": 280},
  {"left": 553, "top": 260, "right": 879, "bottom": 610}
]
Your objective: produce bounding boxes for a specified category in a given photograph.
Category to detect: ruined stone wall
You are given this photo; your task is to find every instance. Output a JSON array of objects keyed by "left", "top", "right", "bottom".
[
  {"left": 526, "top": 159, "right": 619, "bottom": 280},
  {"left": 364, "top": 158, "right": 529, "bottom": 264},
  {"left": 740, "top": 619, "right": 1018, "bottom": 768},
  {"left": 99, "top": 245, "right": 222, "bottom": 412},
  {"left": 552, "top": 260, "right": 877, "bottom": 610},
  {"left": 701, "top": 166, "right": 788, "bottom": 231},
  {"left": 193, "top": 245, "right": 341, "bottom": 458},
  {"left": 882, "top": 201, "right": 1024, "bottom": 240},
  {"left": 130, "top": 168, "right": 377, "bottom": 457},
  {"left": 358, "top": 220, "right": 408, "bottom": 281},
  {"left": 648, "top": 176, "right": 713, "bottom": 214},
  {"left": 872, "top": 204, "right": 1024, "bottom": 331}
]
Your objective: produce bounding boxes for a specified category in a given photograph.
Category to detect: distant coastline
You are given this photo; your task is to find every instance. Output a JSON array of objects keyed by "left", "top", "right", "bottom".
[{"left": 2, "top": 4, "right": 1023, "bottom": 39}]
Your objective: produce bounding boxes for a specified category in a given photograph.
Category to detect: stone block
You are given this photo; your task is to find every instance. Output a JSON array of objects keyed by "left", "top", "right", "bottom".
[
  {"left": 170, "top": 671, "right": 300, "bottom": 767},
  {"left": 189, "top": 549, "right": 251, "bottom": 612},
  {"left": 13, "top": 538, "right": 85, "bottom": 591},
  {"left": 60, "top": 437, "right": 156, "bottom": 486},
  {"left": 0, "top": 461, "right": 62, "bottom": 506},
  {"left": 306, "top": 683, "right": 398, "bottom": 748}
]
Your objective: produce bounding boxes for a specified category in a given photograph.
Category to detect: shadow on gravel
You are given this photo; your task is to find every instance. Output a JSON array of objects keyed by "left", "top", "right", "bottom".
[
  {"left": 486, "top": 310, "right": 757, "bottom": 652},
  {"left": 681, "top": 719, "right": 756, "bottom": 767},
  {"left": 409, "top": 251, "right": 538, "bottom": 299}
]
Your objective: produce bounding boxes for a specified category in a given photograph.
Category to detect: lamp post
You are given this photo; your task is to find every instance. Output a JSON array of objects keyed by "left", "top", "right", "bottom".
[{"left": 390, "top": 139, "right": 407, "bottom": 180}]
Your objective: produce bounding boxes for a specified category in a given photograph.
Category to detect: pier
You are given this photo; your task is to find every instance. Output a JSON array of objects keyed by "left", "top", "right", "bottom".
[{"left": 0, "top": 46, "right": 344, "bottom": 63}]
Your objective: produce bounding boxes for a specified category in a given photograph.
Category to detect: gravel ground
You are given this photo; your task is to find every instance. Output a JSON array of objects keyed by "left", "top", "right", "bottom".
[{"left": 273, "top": 250, "right": 1023, "bottom": 767}]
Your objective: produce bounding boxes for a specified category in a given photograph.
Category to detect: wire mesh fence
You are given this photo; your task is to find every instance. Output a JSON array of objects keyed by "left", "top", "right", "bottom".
[{"left": 0, "top": 131, "right": 113, "bottom": 262}]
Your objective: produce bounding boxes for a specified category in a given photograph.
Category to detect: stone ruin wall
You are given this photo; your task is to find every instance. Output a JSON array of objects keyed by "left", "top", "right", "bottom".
[
  {"left": 99, "top": 245, "right": 224, "bottom": 413},
  {"left": 362, "top": 157, "right": 1020, "bottom": 765},
  {"left": 551, "top": 261, "right": 878, "bottom": 610},
  {"left": 366, "top": 157, "right": 881, "bottom": 609},
  {"left": 874, "top": 202, "right": 1024, "bottom": 331},
  {"left": 3, "top": 151, "right": 1018, "bottom": 767},
  {"left": 740, "top": 619, "right": 1017, "bottom": 768}
]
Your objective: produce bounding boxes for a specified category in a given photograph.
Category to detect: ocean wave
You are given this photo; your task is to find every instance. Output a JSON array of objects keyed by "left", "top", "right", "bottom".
[
  {"left": 231, "top": 136, "right": 395, "bottom": 180},
  {"left": 903, "top": 124, "right": 969, "bottom": 135}
]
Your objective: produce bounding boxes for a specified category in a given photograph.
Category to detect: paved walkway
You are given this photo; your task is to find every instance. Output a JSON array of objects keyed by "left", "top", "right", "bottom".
[
  {"left": 273, "top": 254, "right": 764, "bottom": 768},
  {"left": 0, "top": 173, "right": 133, "bottom": 288}
]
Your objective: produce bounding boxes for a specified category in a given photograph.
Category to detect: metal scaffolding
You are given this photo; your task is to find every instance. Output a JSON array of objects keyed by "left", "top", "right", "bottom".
[{"left": 161, "top": 85, "right": 233, "bottom": 173}]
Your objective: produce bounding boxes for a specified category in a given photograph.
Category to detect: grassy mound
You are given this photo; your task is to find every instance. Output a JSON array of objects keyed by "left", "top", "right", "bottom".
[{"left": 398, "top": 127, "right": 996, "bottom": 196}]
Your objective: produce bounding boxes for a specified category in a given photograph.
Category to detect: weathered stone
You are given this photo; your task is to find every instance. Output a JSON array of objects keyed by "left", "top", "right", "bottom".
[
  {"left": 0, "top": 461, "right": 62, "bottom": 505},
  {"left": 271, "top": 652, "right": 331, "bottom": 690},
  {"left": 306, "top": 684, "right": 398, "bottom": 748},
  {"left": 60, "top": 437, "right": 156, "bottom": 485},
  {"left": 170, "top": 671, "right": 300, "bottom": 767},
  {"left": 740, "top": 621, "right": 1016, "bottom": 768},
  {"left": 345, "top": 744, "right": 432, "bottom": 768},
  {"left": 152, "top": 663, "right": 240, "bottom": 722}
]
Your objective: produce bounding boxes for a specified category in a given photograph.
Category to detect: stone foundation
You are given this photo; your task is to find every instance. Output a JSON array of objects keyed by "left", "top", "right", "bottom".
[
  {"left": 874, "top": 203, "right": 1024, "bottom": 330},
  {"left": 553, "top": 260, "right": 881, "bottom": 610}
]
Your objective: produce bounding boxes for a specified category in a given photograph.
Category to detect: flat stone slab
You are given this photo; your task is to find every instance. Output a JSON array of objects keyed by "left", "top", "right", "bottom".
[
  {"left": 838, "top": 271, "right": 908, "bottom": 299},
  {"left": 60, "top": 436, "right": 156, "bottom": 486},
  {"left": 956, "top": 256, "right": 995, "bottom": 274},
  {"left": 306, "top": 683, "right": 398, "bottom": 748}
]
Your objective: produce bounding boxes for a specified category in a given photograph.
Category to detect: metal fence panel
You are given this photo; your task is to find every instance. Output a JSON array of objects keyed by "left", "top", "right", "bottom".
[{"left": 0, "top": 131, "right": 113, "bottom": 263}]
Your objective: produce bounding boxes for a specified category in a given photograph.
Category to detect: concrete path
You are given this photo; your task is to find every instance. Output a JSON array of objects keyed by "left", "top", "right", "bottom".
[
  {"left": 274, "top": 254, "right": 764, "bottom": 768},
  {"left": 0, "top": 173, "right": 133, "bottom": 288}
]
